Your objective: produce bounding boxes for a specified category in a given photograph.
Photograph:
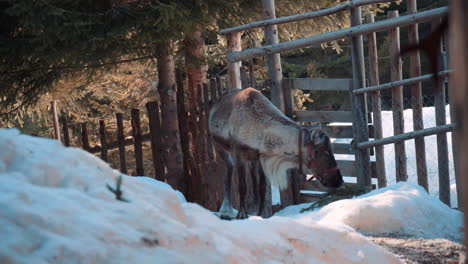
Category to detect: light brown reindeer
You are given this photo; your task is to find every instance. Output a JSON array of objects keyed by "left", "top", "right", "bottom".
[{"left": 209, "top": 88, "right": 343, "bottom": 219}]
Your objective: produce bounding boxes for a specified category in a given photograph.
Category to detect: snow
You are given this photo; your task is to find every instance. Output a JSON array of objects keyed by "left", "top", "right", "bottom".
[
  {"left": 276, "top": 183, "right": 463, "bottom": 243},
  {"left": 0, "top": 129, "right": 402, "bottom": 264}
]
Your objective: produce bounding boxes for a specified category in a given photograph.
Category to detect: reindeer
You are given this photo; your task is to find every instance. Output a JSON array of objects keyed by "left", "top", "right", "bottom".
[{"left": 209, "top": 87, "right": 343, "bottom": 219}]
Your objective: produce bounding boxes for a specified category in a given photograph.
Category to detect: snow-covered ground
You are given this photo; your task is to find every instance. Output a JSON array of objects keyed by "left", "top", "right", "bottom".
[
  {"left": 332, "top": 105, "right": 458, "bottom": 208},
  {"left": 0, "top": 129, "right": 404, "bottom": 264},
  {"left": 275, "top": 182, "right": 463, "bottom": 243}
]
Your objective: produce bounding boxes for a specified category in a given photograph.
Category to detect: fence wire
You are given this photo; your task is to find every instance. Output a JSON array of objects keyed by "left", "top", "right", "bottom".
[{"left": 375, "top": 92, "right": 456, "bottom": 208}]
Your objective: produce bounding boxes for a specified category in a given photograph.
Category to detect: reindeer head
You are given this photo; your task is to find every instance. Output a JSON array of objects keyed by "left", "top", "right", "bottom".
[{"left": 304, "top": 127, "right": 343, "bottom": 188}]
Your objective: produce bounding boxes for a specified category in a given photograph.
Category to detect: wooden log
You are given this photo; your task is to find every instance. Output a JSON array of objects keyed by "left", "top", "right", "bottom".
[
  {"left": 432, "top": 19, "right": 450, "bottom": 205},
  {"left": 350, "top": 6, "right": 371, "bottom": 187},
  {"left": 176, "top": 69, "right": 194, "bottom": 201},
  {"left": 216, "top": 75, "right": 223, "bottom": 98},
  {"left": 407, "top": 0, "right": 428, "bottom": 191},
  {"left": 210, "top": 78, "right": 218, "bottom": 104},
  {"left": 115, "top": 113, "right": 127, "bottom": 174},
  {"left": 227, "top": 33, "right": 242, "bottom": 89},
  {"left": 99, "top": 120, "right": 109, "bottom": 162},
  {"left": 366, "top": 13, "right": 386, "bottom": 188},
  {"left": 81, "top": 123, "right": 90, "bottom": 151},
  {"left": 229, "top": 7, "right": 448, "bottom": 62},
  {"left": 352, "top": 71, "right": 452, "bottom": 94},
  {"left": 220, "top": 0, "right": 401, "bottom": 35},
  {"left": 131, "top": 109, "right": 144, "bottom": 176},
  {"left": 146, "top": 102, "right": 165, "bottom": 182},
  {"left": 51, "top": 101, "right": 61, "bottom": 142},
  {"left": 240, "top": 67, "right": 248, "bottom": 89},
  {"left": 357, "top": 124, "right": 454, "bottom": 149},
  {"left": 262, "top": 0, "right": 284, "bottom": 112},
  {"left": 389, "top": 10, "right": 407, "bottom": 182},
  {"left": 61, "top": 116, "right": 70, "bottom": 147}
]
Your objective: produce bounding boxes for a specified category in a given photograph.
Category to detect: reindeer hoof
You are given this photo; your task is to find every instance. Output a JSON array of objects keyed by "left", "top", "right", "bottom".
[
  {"left": 236, "top": 210, "right": 248, "bottom": 219},
  {"left": 219, "top": 214, "right": 233, "bottom": 220}
]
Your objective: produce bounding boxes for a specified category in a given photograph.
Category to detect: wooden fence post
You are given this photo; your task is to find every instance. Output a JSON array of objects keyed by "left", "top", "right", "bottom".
[
  {"left": 197, "top": 84, "right": 207, "bottom": 204},
  {"left": 240, "top": 67, "right": 248, "bottom": 89},
  {"left": 115, "top": 113, "right": 127, "bottom": 174},
  {"left": 366, "top": 13, "right": 386, "bottom": 188},
  {"left": 262, "top": 0, "right": 284, "bottom": 112},
  {"left": 203, "top": 83, "right": 214, "bottom": 161},
  {"left": 389, "top": 10, "right": 408, "bottom": 182},
  {"left": 350, "top": 6, "right": 371, "bottom": 187},
  {"left": 249, "top": 59, "right": 256, "bottom": 88},
  {"left": 227, "top": 32, "right": 242, "bottom": 90},
  {"left": 432, "top": 19, "right": 450, "bottom": 205},
  {"left": 61, "top": 116, "right": 70, "bottom": 147},
  {"left": 81, "top": 123, "right": 90, "bottom": 151},
  {"left": 146, "top": 102, "right": 165, "bottom": 182},
  {"left": 99, "top": 120, "right": 109, "bottom": 162},
  {"left": 131, "top": 109, "right": 144, "bottom": 176},
  {"left": 407, "top": 0, "right": 429, "bottom": 191},
  {"left": 216, "top": 75, "right": 223, "bottom": 98},
  {"left": 210, "top": 78, "right": 218, "bottom": 104},
  {"left": 51, "top": 101, "right": 61, "bottom": 142}
]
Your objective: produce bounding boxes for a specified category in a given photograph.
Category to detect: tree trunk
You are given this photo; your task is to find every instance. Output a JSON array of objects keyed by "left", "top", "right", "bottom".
[
  {"left": 184, "top": 31, "right": 208, "bottom": 204},
  {"left": 157, "top": 41, "right": 187, "bottom": 194}
]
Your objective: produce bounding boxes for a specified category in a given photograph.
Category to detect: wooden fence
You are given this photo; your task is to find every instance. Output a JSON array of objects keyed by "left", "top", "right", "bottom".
[{"left": 221, "top": 0, "right": 456, "bottom": 207}]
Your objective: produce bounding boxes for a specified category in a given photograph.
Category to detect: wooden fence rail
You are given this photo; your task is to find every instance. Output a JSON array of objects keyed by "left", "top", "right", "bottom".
[{"left": 228, "top": 7, "right": 448, "bottom": 62}]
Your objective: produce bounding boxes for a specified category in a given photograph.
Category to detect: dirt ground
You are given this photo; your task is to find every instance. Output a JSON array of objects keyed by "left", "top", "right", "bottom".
[{"left": 367, "top": 235, "right": 465, "bottom": 264}]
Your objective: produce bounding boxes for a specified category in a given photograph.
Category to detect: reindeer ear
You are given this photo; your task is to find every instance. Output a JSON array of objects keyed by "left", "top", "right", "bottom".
[{"left": 309, "top": 129, "right": 326, "bottom": 145}]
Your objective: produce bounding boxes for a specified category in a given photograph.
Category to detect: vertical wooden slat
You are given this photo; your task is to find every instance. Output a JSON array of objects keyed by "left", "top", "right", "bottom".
[
  {"left": 389, "top": 10, "right": 407, "bottom": 182},
  {"left": 283, "top": 79, "right": 295, "bottom": 119},
  {"left": 203, "top": 83, "right": 215, "bottom": 161},
  {"left": 61, "top": 116, "right": 70, "bottom": 147},
  {"left": 240, "top": 67, "right": 248, "bottom": 89},
  {"left": 262, "top": 0, "right": 284, "bottom": 112},
  {"left": 210, "top": 78, "right": 218, "bottom": 104},
  {"left": 99, "top": 120, "right": 109, "bottom": 162},
  {"left": 216, "top": 75, "right": 223, "bottom": 98},
  {"left": 407, "top": 0, "right": 428, "bottom": 191},
  {"left": 115, "top": 113, "right": 127, "bottom": 174},
  {"left": 366, "top": 13, "right": 386, "bottom": 188},
  {"left": 197, "top": 84, "right": 207, "bottom": 205},
  {"left": 51, "top": 101, "right": 61, "bottom": 142},
  {"left": 350, "top": 7, "right": 371, "bottom": 187},
  {"left": 432, "top": 19, "right": 450, "bottom": 205},
  {"left": 176, "top": 70, "right": 195, "bottom": 202},
  {"left": 131, "top": 109, "right": 144, "bottom": 176},
  {"left": 81, "top": 123, "right": 90, "bottom": 152},
  {"left": 249, "top": 59, "right": 256, "bottom": 88},
  {"left": 227, "top": 32, "right": 242, "bottom": 90},
  {"left": 146, "top": 102, "right": 165, "bottom": 182}
]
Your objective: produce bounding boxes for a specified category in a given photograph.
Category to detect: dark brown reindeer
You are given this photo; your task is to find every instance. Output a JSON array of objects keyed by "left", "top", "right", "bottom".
[{"left": 209, "top": 88, "right": 343, "bottom": 219}]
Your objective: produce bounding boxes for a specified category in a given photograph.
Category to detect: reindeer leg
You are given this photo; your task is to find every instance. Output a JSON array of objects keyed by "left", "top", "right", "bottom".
[
  {"left": 257, "top": 161, "right": 267, "bottom": 217},
  {"left": 216, "top": 146, "right": 236, "bottom": 220},
  {"left": 236, "top": 155, "right": 248, "bottom": 219},
  {"left": 250, "top": 160, "right": 259, "bottom": 214}
]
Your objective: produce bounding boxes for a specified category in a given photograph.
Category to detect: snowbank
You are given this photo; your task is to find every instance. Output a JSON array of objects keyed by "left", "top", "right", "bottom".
[
  {"left": 0, "top": 129, "right": 401, "bottom": 264},
  {"left": 276, "top": 183, "right": 463, "bottom": 243}
]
